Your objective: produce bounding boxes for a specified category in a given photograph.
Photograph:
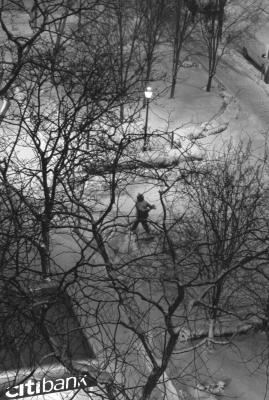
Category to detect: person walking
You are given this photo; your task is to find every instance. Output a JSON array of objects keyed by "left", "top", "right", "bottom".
[{"left": 131, "top": 193, "right": 155, "bottom": 234}]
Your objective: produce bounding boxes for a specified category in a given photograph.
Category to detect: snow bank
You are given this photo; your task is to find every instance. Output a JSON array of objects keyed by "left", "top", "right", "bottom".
[{"left": 137, "top": 146, "right": 204, "bottom": 167}]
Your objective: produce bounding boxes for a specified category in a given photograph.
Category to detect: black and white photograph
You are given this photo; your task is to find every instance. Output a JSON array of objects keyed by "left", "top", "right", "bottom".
[{"left": 0, "top": 1, "right": 269, "bottom": 399}]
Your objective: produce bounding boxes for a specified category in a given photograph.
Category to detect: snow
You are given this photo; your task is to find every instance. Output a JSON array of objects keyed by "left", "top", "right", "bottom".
[
  {"left": 254, "top": 25, "right": 269, "bottom": 45},
  {"left": 141, "top": 47, "right": 269, "bottom": 400},
  {"left": 170, "top": 332, "right": 269, "bottom": 400},
  {"left": 2, "top": 14, "right": 269, "bottom": 399},
  {"left": 197, "top": 333, "right": 269, "bottom": 400},
  {"left": 118, "top": 47, "right": 269, "bottom": 400}
]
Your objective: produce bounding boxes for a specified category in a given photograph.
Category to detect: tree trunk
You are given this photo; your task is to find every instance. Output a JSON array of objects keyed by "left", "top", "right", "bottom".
[
  {"left": 40, "top": 218, "right": 51, "bottom": 278},
  {"left": 170, "top": 1, "right": 183, "bottom": 99},
  {"left": 170, "top": 76, "right": 176, "bottom": 99},
  {"left": 265, "top": 294, "right": 269, "bottom": 344},
  {"left": 206, "top": 74, "right": 213, "bottom": 92},
  {"left": 208, "top": 318, "right": 215, "bottom": 347},
  {"left": 170, "top": 44, "right": 181, "bottom": 98},
  {"left": 120, "top": 103, "right": 124, "bottom": 122}
]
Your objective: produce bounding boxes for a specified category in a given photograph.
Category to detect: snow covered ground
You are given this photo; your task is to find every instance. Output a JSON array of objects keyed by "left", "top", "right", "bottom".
[
  {"left": 40, "top": 43, "right": 269, "bottom": 399},
  {"left": 2, "top": 9, "right": 269, "bottom": 398},
  {"left": 170, "top": 332, "right": 269, "bottom": 400},
  {"left": 143, "top": 46, "right": 269, "bottom": 400},
  {"left": 83, "top": 46, "right": 269, "bottom": 400}
]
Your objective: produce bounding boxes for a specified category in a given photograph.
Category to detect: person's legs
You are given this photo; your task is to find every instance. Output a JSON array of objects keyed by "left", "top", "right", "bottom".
[
  {"left": 131, "top": 219, "right": 139, "bottom": 231},
  {"left": 141, "top": 219, "right": 150, "bottom": 234}
]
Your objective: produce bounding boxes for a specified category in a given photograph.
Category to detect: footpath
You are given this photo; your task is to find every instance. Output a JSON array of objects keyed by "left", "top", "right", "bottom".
[{"left": 34, "top": 44, "right": 269, "bottom": 400}]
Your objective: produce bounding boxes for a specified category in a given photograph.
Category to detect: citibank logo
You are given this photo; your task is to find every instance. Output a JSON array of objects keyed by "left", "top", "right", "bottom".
[{"left": 5, "top": 375, "right": 96, "bottom": 398}]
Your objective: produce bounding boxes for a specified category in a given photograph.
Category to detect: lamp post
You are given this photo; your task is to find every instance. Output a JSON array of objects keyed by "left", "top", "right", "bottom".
[{"left": 143, "top": 86, "right": 152, "bottom": 151}]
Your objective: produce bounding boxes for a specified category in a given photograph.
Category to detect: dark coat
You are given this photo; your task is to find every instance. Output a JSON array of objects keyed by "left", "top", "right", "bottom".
[{"left": 136, "top": 199, "right": 153, "bottom": 219}]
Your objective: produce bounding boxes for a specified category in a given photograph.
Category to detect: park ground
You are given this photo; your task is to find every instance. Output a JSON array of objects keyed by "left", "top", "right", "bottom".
[
  {"left": 49, "top": 44, "right": 269, "bottom": 400},
  {"left": 5, "top": 10, "right": 269, "bottom": 400}
]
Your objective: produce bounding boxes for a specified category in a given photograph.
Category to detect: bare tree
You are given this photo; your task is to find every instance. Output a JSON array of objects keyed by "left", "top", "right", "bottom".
[
  {"left": 1, "top": 3, "right": 269, "bottom": 400},
  {"left": 196, "top": 0, "right": 228, "bottom": 92},
  {"left": 176, "top": 143, "right": 269, "bottom": 342},
  {"left": 0, "top": 173, "right": 39, "bottom": 276},
  {"left": 0, "top": 0, "right": 85, "bottom": 97},
  {"left": 97, "top": 0, "right": 147, "bottom": 121},
  {"left": 189, "top": 0, "right": 267, "bottom": 91},
  {"left": 137, "top": 0, "right": 167, "bottom": 91},
  {"left": 166, "top": 0, "right": 195, "bottom": 98}
]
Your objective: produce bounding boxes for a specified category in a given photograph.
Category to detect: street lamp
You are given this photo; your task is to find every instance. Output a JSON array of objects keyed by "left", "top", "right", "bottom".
[{"left": 143, "top": 86, "right": 152, "bottom": 151}]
